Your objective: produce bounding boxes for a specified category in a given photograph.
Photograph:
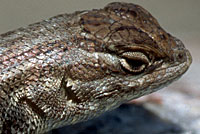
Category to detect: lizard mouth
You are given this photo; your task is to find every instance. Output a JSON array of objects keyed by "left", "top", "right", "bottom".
[
  {"left": 127, "top": 48, "right": 192, "bottom": 98},
  {"left": 115, "top": 43, "right": 192, "bottom": 102},
  {"left": 162, "top": 49, "right": 192, "bottom": 77}
]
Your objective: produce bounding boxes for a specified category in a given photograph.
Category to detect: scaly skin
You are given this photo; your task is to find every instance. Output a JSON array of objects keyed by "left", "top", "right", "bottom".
[{"left": 0, "top": 2, "right": 192, "bottom": 133}]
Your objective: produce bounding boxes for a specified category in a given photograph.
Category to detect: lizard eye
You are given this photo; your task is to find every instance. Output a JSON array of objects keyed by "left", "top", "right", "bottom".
[{"left": 120, "top": 52, "right": 149, "bottom": 73}]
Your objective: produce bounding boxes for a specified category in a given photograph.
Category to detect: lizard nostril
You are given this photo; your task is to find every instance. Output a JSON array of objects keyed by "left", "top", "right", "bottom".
[
  {"left": 178, "top": 53, "right": 184, "bottom": 59},
  {"left": 176, "top": 51, "right": 186, "bottom": 63}
]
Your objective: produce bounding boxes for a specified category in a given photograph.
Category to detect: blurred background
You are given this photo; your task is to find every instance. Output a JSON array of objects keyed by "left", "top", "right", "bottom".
[{"left": 0, "top": 0, "right": 199, "bottom": 134}]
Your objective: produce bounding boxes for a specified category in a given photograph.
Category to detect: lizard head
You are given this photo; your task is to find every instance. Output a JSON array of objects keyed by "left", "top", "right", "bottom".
[
  {"left": 63, "top": 2, "right": 192, "bottom": 117},
  {"left": 0, "top": 2, "right": 192, "bottom": 132}
]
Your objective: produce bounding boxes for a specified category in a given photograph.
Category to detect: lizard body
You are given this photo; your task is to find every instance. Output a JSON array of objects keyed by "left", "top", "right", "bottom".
[{"left": 0, "top": 2, "right": 192, "bottom": 133}]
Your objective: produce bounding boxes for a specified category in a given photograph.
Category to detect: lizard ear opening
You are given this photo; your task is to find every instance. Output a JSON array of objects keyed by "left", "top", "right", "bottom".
[{"left": 120, "top": 52, "right": 149, "bottom": 73}]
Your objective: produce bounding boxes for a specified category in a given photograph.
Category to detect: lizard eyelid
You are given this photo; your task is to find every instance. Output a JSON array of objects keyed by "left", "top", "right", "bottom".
[{"left": 120, "top": 51, "right": 150, "bottom": 73}]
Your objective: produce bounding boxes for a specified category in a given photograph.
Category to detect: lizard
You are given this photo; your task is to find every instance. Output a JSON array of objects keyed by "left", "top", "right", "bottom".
[{"left": 0, "top": 2, "right": 192, "bottom": 134}]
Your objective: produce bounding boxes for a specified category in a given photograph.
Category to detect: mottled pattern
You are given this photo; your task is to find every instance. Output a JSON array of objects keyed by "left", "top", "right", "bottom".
[{"left": 0, "top": 2, "right": 192, "bottom": 134}]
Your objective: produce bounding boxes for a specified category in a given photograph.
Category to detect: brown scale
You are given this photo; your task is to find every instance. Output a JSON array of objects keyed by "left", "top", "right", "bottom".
[{"left": 79, "top": 2, "right": 178, "bottom": 60}]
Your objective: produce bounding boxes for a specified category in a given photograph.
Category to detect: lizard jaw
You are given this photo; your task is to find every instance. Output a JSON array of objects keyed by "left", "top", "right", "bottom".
[{"left": 124, "top": 47, "right": 192, "bottom": 101}]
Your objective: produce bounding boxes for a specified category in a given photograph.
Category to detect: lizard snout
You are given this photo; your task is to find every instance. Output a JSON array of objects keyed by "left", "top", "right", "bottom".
[{"left": 171, "top": 37, "right": 192, "bottom": 65}]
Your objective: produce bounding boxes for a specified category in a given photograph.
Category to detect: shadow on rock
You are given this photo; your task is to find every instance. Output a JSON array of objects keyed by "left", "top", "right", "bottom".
[{"left": 52, "top": 104, "right": 183, "bottom": 134}]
